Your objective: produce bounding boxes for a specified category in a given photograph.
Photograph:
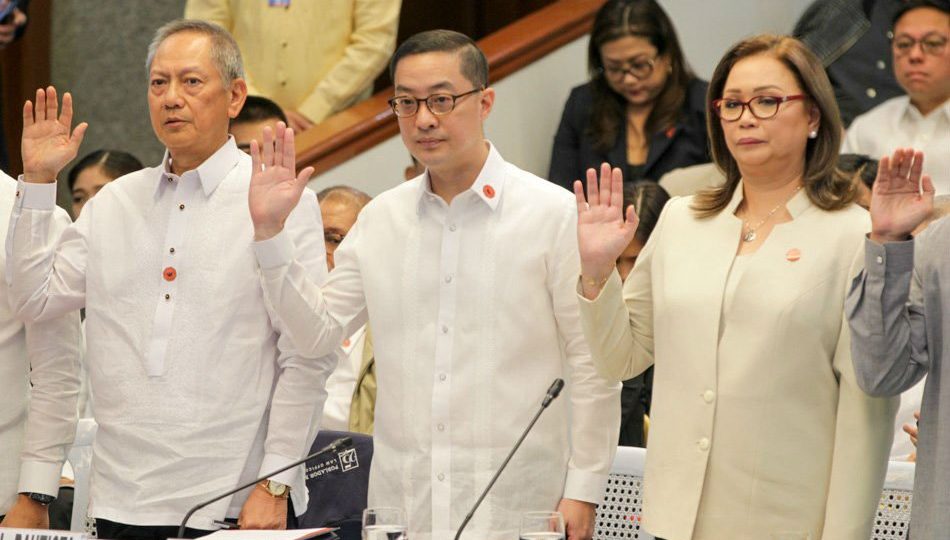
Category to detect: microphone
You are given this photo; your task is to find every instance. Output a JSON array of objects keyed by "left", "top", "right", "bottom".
[
  {"left": 454, "top": 378, "right": 565, "bottom": 540},
  {"left": 178, "top": 436, "right": 353, "bottom": 538}
]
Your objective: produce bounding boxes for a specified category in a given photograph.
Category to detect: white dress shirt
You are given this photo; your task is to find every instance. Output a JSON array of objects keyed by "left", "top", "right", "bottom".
[
  {"left": 4, "top": 139, "right": 334, "bottom": 528},
  {"left": 321, "top": 324, "right": 367, "bottom": 431},
  {"left": 842, "top": 96, "right": 950, "bottom": 194},
  {"left": 253, "top": 143, "right": 620, "bottom": 540},
  {"left": 0, "top": 174, "right": 81, "bottom": 515}
]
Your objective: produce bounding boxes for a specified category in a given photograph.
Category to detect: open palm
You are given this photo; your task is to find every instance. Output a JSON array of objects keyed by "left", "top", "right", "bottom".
[
  {"left": 21, "top": 87, "right": 87, "bottom": 183},
  {"left": 870, "top": 148, "right": 933, "bottom": 242},
  {"left": 248, "top": 122, "right": 315, "bottom": 240},
  {"left": 575, "top": 163, "right": 639, "bottom": 280}
]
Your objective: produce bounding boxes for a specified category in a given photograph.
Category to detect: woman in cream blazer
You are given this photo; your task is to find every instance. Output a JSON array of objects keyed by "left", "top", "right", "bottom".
[{"left": 575, "top": 35, "right": 896, "bottom": 540}]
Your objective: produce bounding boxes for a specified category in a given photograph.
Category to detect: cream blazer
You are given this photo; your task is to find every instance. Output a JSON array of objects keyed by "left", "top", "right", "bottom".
[{"left": 579, "top": 185, "right": 897, "bottom": 540}]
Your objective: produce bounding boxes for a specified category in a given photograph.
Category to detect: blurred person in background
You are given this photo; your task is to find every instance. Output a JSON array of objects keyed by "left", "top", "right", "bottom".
[
  {"left": 67, "top": 149, "right": 143, "bottom": 217},
  {"left": 616, "top": 181, "right": 668, "bottom": 449},
  {"left": 186, "top": 0, "right": 400, "bottom": 130},
  {"left": 230, "top": 95, "right": 288, "bottom": 155},
  {"left": 548, "top": 0, "right": 709, "bottom": 192}
]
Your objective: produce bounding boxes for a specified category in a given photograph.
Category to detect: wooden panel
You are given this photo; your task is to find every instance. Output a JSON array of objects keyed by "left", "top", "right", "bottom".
[
  {"left": 0, "top": 0, "right": 51, "bottom": 176},
  {"left": 298, "top": 0, "right": 604, "bottom": 175}
]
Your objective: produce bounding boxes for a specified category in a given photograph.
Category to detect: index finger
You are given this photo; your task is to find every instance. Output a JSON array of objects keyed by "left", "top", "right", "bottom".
[
  {"left": 250, "top": 139, "right": 261, "bottom": 174},
  {"left": 282, "top": 126, "right": 296, "bottom": 173},
  {"left": 60, "top": 92, "right": 75, "bottom": 129}
]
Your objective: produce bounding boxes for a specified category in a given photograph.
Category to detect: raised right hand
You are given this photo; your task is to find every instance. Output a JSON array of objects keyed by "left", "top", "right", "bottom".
[
  {"left": 574, "top": 163, "right": 639, "bottom": 290},
  {"left": 248, "top": 122, "right": 314, "bottom": 241},
  {"left": 21, "top": 86, "right": 87, "bottom": 184},
  {"left": 870, "top": 148, "right": 933, "bottom": 243}
]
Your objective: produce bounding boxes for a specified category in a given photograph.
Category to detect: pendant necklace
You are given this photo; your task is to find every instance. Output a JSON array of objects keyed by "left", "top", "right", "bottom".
[{"left": 741, "top": 185, "right": 803, "bottom": 242}]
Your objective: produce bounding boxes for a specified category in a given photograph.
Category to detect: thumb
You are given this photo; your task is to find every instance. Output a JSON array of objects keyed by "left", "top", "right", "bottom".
[
  {"left": 296, "top": 166, "right": 315, "bottom": 188},
  {"left": 71, "top": 122, "right": 88, "bottom": 150}
]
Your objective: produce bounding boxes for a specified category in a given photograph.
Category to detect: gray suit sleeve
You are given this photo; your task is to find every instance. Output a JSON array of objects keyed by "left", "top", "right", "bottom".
[{"left": 846, "top": 237, "right": 929, "bottom": 397}]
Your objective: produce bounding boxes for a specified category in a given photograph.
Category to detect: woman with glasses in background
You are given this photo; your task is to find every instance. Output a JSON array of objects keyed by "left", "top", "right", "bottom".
[
  {"left": 547, "top": 0, "right": 709, "bottom": 192},
  {"left": 573, "top": 34, "right": 896, "bottom": 540}
]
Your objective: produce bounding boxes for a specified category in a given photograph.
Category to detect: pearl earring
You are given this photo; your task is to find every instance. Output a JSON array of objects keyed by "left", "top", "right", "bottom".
[{"left": 808, "top": 130, "right": 818, "bottom": 139}]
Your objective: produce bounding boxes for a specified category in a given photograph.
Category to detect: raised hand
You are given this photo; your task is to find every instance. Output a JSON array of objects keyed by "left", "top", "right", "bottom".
[
  {"left": 575, "top": 163, "right": 639, "bottom": 297},
  {"left": 248, "top": 121, "right": 315, "bottom": 241},
  {"left": 870, "top": 148, "right": 933, "bottom": 243},
  {"left": 21, "top": 86, "right": 87, "bottom": 184}
]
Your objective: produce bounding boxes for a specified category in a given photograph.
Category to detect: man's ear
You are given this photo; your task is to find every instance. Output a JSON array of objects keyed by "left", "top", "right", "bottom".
[
  {"left": 228, "top": 77, "right": 249, "bottom": 119},
  {"left": 479, "top": 87, "right": 495, "bottom": 121}
]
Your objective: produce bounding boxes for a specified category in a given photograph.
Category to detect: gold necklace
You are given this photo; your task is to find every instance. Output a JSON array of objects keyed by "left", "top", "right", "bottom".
[{"left": 741, "top": 185, "right": 803, "bottom": 242}]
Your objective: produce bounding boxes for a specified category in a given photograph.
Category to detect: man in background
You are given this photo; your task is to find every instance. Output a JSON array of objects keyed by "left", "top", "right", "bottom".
[
  {"left": 842, "top": 0, "right": 950, "bottom": 192},
  {"left": 230, "top": 95, "right": 288, "bottom": 154},
  {"left": 317, "top": 185, "right": 375, "bottom": 435}
]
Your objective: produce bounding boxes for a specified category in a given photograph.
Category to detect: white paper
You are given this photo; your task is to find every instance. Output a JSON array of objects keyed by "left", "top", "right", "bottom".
[
  {"left": 0, "top": 530, "right": 86, "bottom": 540},
  {"left": 193, "top": 528, "right": 333, "bottom": 540}
]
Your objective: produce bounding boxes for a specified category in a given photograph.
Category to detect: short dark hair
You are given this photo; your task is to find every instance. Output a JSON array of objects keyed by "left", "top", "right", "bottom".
[
  {"left": 232, "top": 95, "right": 288, "bottom": 126},
  {"left": 838, "top": 154, "right": 879, "bottom": 189},
  {"left": 623, "top": 181, "right": 670, "bottom": 246},
  {"left": 389, "top": 30, "right": 489, "bottom": 89},
  {"left": 68, "top": 150, "right": 144, "bottom": 190},
  {"left": 892, "top": 0, "right": 950, "bottom": 28}
]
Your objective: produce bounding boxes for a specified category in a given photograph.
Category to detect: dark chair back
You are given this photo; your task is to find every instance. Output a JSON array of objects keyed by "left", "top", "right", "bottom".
[{"left": 297, "top": 430, "right": 373, "bottom": 540}]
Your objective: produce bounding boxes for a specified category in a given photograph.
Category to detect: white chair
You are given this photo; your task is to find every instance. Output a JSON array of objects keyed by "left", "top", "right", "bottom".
[
  {"left": 594, "top": 446, "right": 654, "bottom": 540},
  {"left": 66, "top": 418, "right": 98, "bottom": 532},
  {"left": 871, "top": 460, "right": 915, "bottom": 540}
]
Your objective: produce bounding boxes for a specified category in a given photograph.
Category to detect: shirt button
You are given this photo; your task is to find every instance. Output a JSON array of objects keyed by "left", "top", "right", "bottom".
[
  {"left": 698, "top": 438, "right": 710, "bottom": 451},
  {"left": 169, "top": 247, "right": 176, "bottom": 254},
  {"left": 437, "top": 423, "right": 445, "bottom": 432},
  {"left": 876, "top": 60, "right": 886, "bottom": 70},
  {"left": 167, "top": 177, "right": 173, "bottom": 183},
  {"left": 441, "top": 325, "right": 449, "bottom": 334},
  {"left": 444, "top": 275, "right": 453, "bottom": 284},
  {"left": 179, "top": 203, "right": 185, "bottom": 210},
  {"left": 15, "top": 190, "right": 19, "bottom": 197},
  {"left": 437, "top": 473, "right": 445, "bottom": 481},
  {"left": 703, "top": 390, "right": 715, "bottom": 403},
  {"left": 164, "top": 293, "right": 171, "bottom": 300},
  {"left": 449, "top": 224, "right": 457, "bottom": 232},
  {"left": 866, "top": 88, "right": 877, "bottom": 99},
  {"left": 439, "top": 373, "right": 447, "bottom": 381},
  {"left": 876, "top": 255, "right": 884, "bottom": 265}
]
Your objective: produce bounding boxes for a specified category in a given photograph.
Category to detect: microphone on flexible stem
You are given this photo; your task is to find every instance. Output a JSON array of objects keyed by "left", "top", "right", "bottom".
[
  {"left": 177, "top": 436, "right": 353, "bottom": 538},
  {"left": 454, "top": 378, "right": 565, "bottom": 540}
]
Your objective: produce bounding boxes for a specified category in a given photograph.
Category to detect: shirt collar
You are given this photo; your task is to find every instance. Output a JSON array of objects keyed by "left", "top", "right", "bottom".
[
  {"left": 902, "top": 96, "right": 950, "bottom": 122},
  {"left": 156, "top": 136, "right": 241, "bottom": 197},
  {"left": 416, "top": 141, "right": 506, "bottom": 212},
  {"left": 726, "top": 179, "right": 811, "bottom": 219}
]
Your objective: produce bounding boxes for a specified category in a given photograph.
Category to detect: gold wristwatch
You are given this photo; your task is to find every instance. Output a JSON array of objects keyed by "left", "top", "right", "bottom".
[{"left": 260, "top": 479, "right": 290, "bottom": 498}]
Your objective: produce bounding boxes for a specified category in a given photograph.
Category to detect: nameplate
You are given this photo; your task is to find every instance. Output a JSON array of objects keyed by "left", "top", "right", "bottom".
[
  {"left": 191, "top": 528, "right": 334, "bottom": 539},
  {"left": 0, "top": 530, "right": 86, "bottom": 540}
]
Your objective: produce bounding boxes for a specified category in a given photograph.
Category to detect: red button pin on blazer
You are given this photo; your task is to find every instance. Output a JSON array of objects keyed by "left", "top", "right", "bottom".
[
  {"left": 483, "top": 185, "right": 496, "bottom": 198},
  {"left": 785, "top": 248, "right": 801, "bottom": 262},
  {"left": 163, "top": 266, "right": 177, "bottom": 281},
  {"left": 665, "top": 126, "right": 677, "bottom": 138}
]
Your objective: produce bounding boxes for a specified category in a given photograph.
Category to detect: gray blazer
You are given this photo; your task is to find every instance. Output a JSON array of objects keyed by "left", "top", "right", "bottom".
[{"left": 847, "top": 216, "right": 950, "bottom": 539}]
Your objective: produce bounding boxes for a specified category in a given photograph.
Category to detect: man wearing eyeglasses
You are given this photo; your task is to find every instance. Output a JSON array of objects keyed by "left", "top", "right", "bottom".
[
  {"left": 842, "top": 0, "right": 950, "bottom": 193},
  {"left": 247, "top": 29, "right": 619, "bottom": 540}
]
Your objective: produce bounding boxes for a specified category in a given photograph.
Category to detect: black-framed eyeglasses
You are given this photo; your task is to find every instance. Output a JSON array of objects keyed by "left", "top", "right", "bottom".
[
  {"left": 711, "top": 94, "right": 807, "bottom": 121},
  {"left": 892, "top": 32, "right": 949, "bottom": 56},
  {"left": 388, "top": 87, "right": 484, "bottom": 117},
  {"left": 599, "top": 56, "right": 657, "bottom": 81}
]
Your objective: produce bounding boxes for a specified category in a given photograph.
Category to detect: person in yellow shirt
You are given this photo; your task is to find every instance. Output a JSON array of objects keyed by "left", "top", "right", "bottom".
[{"left": 185, "top": 0, "right": 400, "bottom": 130}]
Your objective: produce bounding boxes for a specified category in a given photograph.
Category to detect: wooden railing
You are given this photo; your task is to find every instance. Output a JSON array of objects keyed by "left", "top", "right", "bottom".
[{"left": 296, "top": 0, "right": 605, "bottom": 175}]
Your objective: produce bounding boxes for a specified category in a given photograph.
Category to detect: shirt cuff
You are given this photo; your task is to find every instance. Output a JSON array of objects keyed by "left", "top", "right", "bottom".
[
  {"left": 258, "top": 452, "right": 301, "bottom": 488},
  {"left": 16, "top": 177, "right": 58, "bottom": 210},
  {"left": 17, "top": 460, "right": 64, "bottom": 497},
  {"left": 253, "top": 230, "right": 295, "bottom": 270},
  {"left": 864, "top": 236, "right": 914, "bottom": 277},
  {"left": 563, "top": 468, "right": 610, "bottom": 505}
]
